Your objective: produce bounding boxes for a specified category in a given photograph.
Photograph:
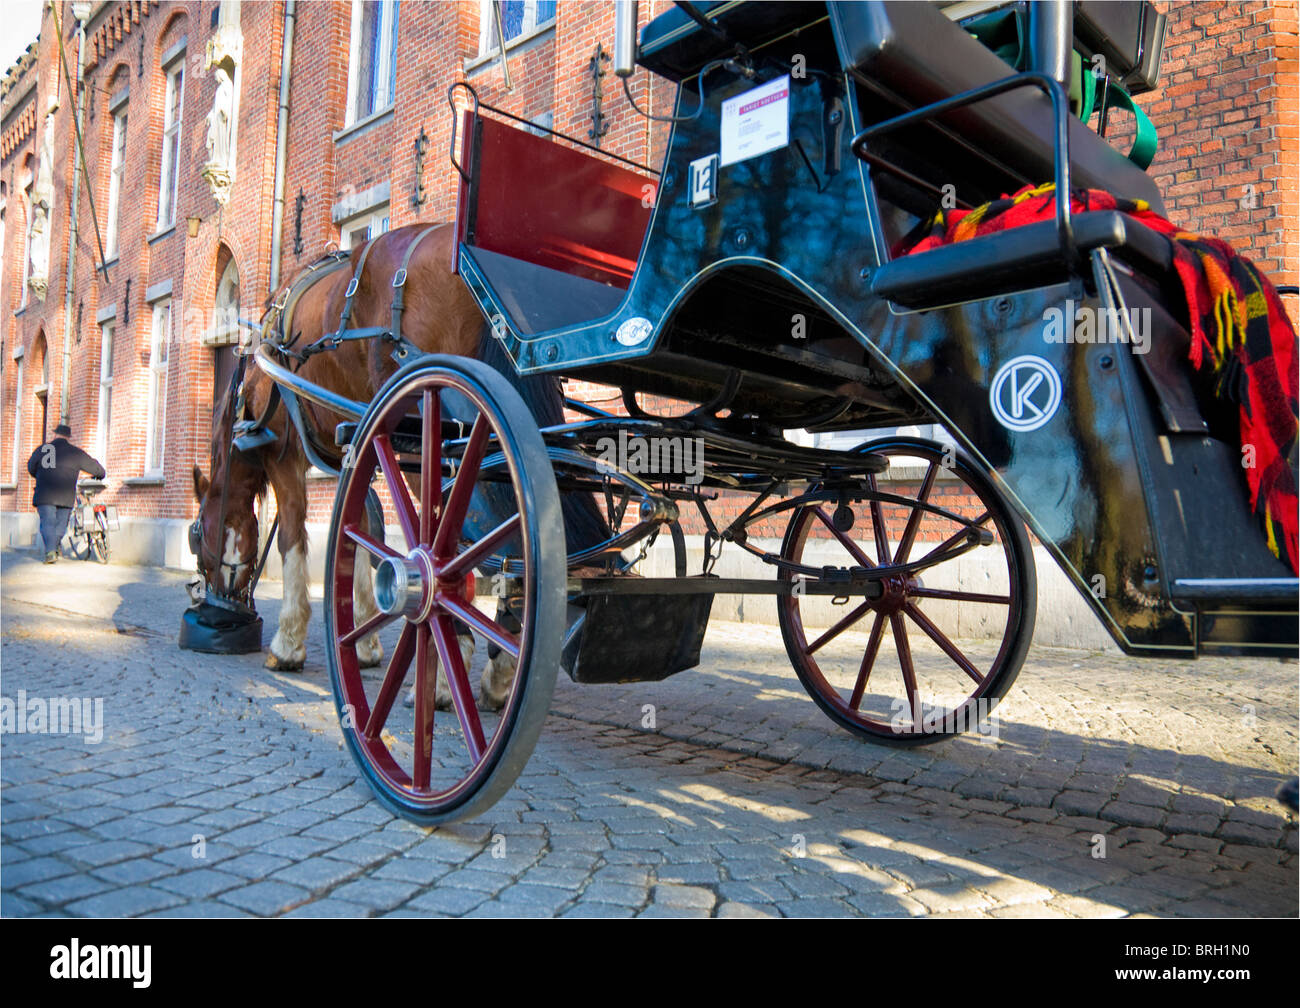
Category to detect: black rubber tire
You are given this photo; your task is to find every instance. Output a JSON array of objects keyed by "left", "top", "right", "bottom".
[
  {"left": 324, "top": 354, "right": 565, "bottom": 825},
  {"left": 778, "top": 437, "right": 1036, "bottom": 746}
]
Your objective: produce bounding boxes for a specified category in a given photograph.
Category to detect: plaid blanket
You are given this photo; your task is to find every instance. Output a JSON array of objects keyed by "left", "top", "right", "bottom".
[{"left": 905, "top": 182, "right": 1299, "bottom": 573}]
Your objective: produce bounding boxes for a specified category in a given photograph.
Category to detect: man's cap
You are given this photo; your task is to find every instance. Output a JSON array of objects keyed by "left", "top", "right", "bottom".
[{"left": 53, "top": 424, "right": 71, "bottom": 437}]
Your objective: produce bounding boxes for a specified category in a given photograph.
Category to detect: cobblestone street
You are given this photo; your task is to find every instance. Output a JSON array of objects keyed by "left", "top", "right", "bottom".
[{"left": 2, "top": 552, "right": 1296, "bottom": 918}]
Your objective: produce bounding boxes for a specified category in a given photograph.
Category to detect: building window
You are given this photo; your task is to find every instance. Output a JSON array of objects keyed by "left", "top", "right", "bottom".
[
  {"left": 9, "top": 355, "right": 23, "bottom": 484},
  {"left": 145, "top": 300, "right": 171, "bottom": 475},
  {"left": 340, "top": 204, "right": 389, "bottom": 250},
  {"left": 212, "top": 256, "right": 241, "bottom": 344},
  {"left": 106, "top": 109, "right": 127, "bottom": 257},
  {"left": 346, "top": 1, "right": 398, "bottom": 125},
  {"left": 157, "top": 61, "right": 185, "bottom": 230},
  {"left": 96, "top": 324, "right": 114, "bottom": 463},
  {"left": 479, "top": 0, "right": 556, "bottom": 55}
]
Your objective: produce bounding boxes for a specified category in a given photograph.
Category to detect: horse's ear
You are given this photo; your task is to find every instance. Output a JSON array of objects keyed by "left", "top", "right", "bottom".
[{"left": 192, "top": 464, "right": 210, "bottom": 501}]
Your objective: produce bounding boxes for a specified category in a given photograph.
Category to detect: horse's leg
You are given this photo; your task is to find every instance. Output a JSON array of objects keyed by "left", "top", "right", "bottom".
[
  {"left": 406, "top": 630, "right": 474, "bottom": 711},
  {"left": 265, "top": 470, "right": 311, "bottom": 672},
  {"left": 352, "top": 560, "right": 384, "bottom": 668},
  {"left": 480, "top": 604, "right": 521, "bottom": 711}
]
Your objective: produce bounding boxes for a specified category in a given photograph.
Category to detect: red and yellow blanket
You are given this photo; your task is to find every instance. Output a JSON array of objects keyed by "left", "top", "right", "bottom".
[{"left": 905, "top": 182, "right": 1299, "bottom": 572}]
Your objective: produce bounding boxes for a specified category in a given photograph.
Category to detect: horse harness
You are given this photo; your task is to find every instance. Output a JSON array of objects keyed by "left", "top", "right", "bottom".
[
  {"left": 193, "top": 226, "right": 445, "bottom": 601},
  {"left": 232, "top": 224, "right": 447, "bottom": 466}
]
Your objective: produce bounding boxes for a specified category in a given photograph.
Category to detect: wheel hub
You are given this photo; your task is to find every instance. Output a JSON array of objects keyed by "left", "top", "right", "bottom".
[
  {"left": 874, "top": 574, "right": 919, "bottom": 613},
  {"left": 374, "top": 549, "right": 475, "bottom": 622}
]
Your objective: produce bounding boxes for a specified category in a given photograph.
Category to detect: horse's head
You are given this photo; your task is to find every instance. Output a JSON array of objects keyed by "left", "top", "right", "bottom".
[{"left": 191, "top": 455, "right": 263, "bottom": 602}]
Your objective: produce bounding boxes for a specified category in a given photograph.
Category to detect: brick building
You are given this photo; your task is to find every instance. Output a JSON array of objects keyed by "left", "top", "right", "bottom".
[{"left": 1, "top": 1, "right": 1296, "bottom": 637}]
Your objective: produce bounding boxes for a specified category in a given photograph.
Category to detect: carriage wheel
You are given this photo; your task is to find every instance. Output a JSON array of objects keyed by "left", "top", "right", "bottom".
[
  {"left": 778, "top": 438, "right": 1036, "bottom": 745},
  {"left": 324, "top": 355, "right": 565, "bottom": 825}
]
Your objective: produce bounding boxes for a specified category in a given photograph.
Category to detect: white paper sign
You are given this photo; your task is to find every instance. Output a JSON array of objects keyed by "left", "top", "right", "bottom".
[{"left": 720, "top": 75, "right": 790, "bottom": 167}]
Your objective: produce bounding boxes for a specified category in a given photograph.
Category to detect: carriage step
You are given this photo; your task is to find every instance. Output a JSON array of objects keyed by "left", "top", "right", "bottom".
[
  {"left": 1172, "top": 578, "right": 1299, "bottom": 607},
  {"left": 562, "top": 589, "right": 713, "bottom": 683}
]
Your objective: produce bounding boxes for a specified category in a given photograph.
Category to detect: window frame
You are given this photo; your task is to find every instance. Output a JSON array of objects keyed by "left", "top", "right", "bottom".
[
  {"left": 106, "top": 108, "right": 127, "bottom": 257},
  {"left": 345, "top": 0, "right": 400, "bottom": 127},
  {"left": 477, "top": 0, "right": 557, "bottom": 58},
  {"left": 96, "top": 323, "right": 115, "bottom": 464},
  {"left": 156, "top": 59, "right": 185, "bottom": 231},
  {"left": 339, "top": 204, "right": 390, "bottom": 251},
  {"left": 144, "top": 300, "right": 171, "bottom": 476},
  {"left": 9, "top": 354, "right": 23, "bottom": 484}
]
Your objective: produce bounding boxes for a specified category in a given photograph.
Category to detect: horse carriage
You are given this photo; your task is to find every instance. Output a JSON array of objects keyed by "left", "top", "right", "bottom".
[{"left": 187, "top": 0, "right": 1298, "bottom": 825}]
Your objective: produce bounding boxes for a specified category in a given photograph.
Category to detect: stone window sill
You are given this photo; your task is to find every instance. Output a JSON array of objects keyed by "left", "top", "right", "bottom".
[
  {"left": 334, "top": 105, "right": 395, "bottom": 146},
  {"left": 464, "top": 21, "right": 555, "bottom": 75},
  {"left": 123, "top": 476, "right": 165, "bottom": 486}
]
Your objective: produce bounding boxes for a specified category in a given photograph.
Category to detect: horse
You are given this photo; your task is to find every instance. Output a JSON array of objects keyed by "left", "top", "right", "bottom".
[{"left": 191, "top": 222, "right": 601, "bottom": 709}]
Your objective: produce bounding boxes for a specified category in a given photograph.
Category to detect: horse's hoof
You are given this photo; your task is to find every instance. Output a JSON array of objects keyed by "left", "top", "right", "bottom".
[{"left": 265, "top": 653, "right": 305, "bottom": 672}]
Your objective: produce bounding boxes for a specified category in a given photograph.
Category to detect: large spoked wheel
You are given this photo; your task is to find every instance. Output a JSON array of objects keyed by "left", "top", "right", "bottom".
[
  {"left": 324, "top": 354, "right": 565, "bottom": 825},
  {"left": 779, "top": 437, "right": 1036, "bottom": 745}
]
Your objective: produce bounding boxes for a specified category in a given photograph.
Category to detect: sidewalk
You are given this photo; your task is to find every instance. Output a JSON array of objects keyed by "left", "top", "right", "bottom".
[{"left": 2, "top": 551, "right": 1295, "bottom": 917}]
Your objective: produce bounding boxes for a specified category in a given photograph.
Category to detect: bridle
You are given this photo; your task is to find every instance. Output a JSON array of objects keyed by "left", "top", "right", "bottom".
[{"left": 190, "top": 348, "right": 268, "bottom": 611}]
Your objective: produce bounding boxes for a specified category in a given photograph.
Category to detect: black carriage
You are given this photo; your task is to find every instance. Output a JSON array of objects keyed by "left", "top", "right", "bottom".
[{"left": 250, "top": 0, "right": 1298, "bottom": 823}]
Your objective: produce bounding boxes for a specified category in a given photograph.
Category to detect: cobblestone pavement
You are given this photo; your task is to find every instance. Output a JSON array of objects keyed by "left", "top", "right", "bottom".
[{"left": 2, "top": 552, "right": 1295, "bottom": 918}]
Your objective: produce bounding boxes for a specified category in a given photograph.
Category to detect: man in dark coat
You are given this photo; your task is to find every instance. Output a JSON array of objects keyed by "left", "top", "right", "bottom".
[{"left": 27, "top": 423, "right": 107, "bottom": 562}]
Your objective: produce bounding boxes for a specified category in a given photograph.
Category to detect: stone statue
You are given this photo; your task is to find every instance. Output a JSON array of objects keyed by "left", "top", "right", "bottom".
[
  {"left": 206, "top": 66, "right": 234, "bottom": 168},
  {"left": 28, "top": 113, "right": 56, "bottom": 300}
]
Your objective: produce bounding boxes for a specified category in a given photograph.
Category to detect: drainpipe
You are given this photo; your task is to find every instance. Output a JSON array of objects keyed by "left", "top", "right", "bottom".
[
  {"left": 59, "top": 2, "right": 91, "bottom": 426},
  {"left": 269, "top": 0, "right": 296, "bottom": 294}
]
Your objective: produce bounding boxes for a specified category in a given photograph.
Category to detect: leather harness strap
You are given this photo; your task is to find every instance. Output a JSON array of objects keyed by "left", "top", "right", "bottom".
[
  {"left": 389, "top": 224, "right": 446, "bottom": 356},
  {"left": 268, "top": 250, "right": 351, "bottom": 358},
  {"left": 335, "top": 236, "right": 381, "bottom": 339}
]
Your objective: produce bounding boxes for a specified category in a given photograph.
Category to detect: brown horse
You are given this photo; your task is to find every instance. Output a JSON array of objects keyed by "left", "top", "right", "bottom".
[{"left": 192, "top": 223, "right": 516, "bottom": 706}]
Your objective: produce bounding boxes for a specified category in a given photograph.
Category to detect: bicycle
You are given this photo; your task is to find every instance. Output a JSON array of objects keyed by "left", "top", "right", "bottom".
[{"left": 65, "top": 481, "right": 115, "bottom": 564}]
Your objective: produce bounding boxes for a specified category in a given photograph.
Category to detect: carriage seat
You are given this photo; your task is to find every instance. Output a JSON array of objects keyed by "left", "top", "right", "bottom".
[
  {"left": 466, "top": 246, "right": 626, "bottom": 335},
  {"left": 873, "top": 209, "right": 1173, "bottom": 309},
  {"left": 830, "top": 1, "right": 1165, "bottom": 216}
]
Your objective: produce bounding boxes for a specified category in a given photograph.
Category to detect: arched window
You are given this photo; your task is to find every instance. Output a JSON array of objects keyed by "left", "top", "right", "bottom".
[{"left": 214, "top": 255, "right": 240, "bottom": 343}]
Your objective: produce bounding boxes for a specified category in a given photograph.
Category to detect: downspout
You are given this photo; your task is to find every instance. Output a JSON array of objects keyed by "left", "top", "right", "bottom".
[
  {"left": 59, "top": 2, "right": 91, "bottom": 426},
  {"left": 269, "top": 0, "right": 296, "bottom": 294}
]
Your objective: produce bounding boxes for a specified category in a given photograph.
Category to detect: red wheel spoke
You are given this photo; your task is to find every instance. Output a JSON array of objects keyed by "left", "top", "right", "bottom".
[
  {"left": 910, "top": 586, "right": 1010, "bottom": 605},
  {"left": 440, "top": 513, "right": 521, "bottom": 581},
  {"left": 893, "top": 462, "right": 937, "bottom": 564},
  {"left": 340, "top": 608, "right": 397, "bottom": 646},
  {"left": 433, "top": 414, "right": 490, "bottom": 560},
  {"left": 436, "top": 593, "right": 520, "bottom": 659},
  {"left": 431, "top": 615, "right": 485, "bottom": 762},
  {"left": 848, "top": 611, "right": 887, "bottom": 711},
  {"left": 420, "top": 389, "right": 441, "bottom": 546},
  {"left": 364, "top": 623, "right": 415, "bottom": 740},
  {"left": 343, "top": 523, "right": 401, "bottom": 562},
  {"left": 866, "top": 474, "right": 891, "bottom": 566},
  {"left": 374, "top": 432, "right": 419, "bottom": 549},
  {"left": 914, "top": 510, "right": 992, "bottom": 567},
  {"left": 890, "top": 612, "right": 923, "bottom": 729},
  {"left": 412, "top": 622, "right": 435, "bottom": 789},
  {"left": 904, "top": 602, "right": 985, "bottom": 685},
  {"left": 807, "top": 599, "right": 873, "bottom": 654},
  {"left": 813, "top": 507, "right": 875, "bottom": 568}
]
